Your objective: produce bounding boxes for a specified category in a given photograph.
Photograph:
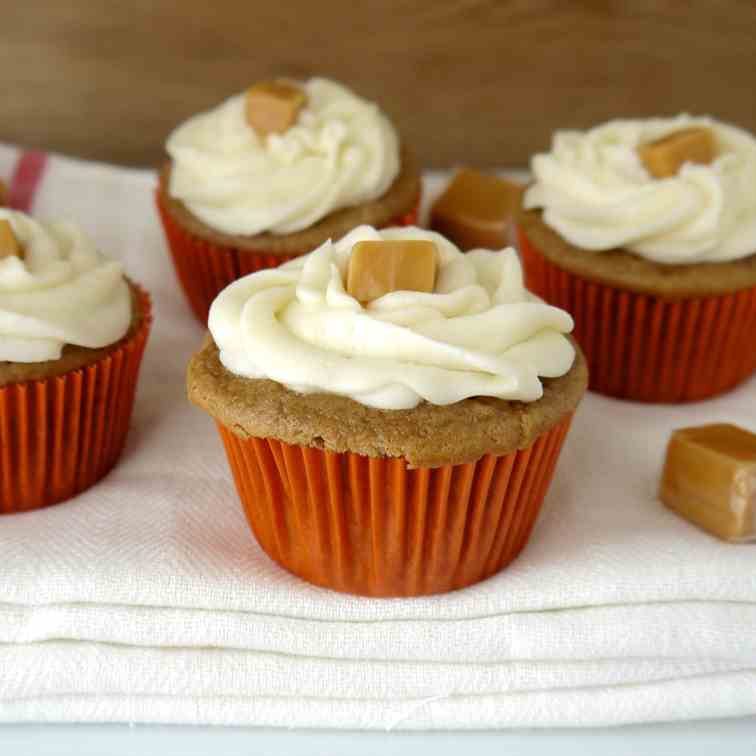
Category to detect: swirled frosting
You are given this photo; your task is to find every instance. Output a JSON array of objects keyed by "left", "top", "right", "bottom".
[
  {"left": 0, "top": 210, "right": 131, "bottom": 363},
  {"left": 524, "top": 115, "right": 756, "bottom": 263},
  {"left": 209, "top": 226, "right": 576, "bottom": 410},
  {"left": 166, "top": 78, "right": 400, "bottom": 236}
]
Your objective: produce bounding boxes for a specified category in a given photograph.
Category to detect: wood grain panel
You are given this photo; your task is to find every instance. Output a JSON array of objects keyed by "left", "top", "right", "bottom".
[{"left": 1, "top": 1, "right": 754, "bottom": 168}]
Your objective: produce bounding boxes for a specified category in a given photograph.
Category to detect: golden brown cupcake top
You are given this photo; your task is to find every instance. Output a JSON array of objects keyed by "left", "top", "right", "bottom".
[
  {"left": 518, "top": 207, "right": 756, "bottom": 298},
  {"left": 188, "top": 336, "right": 587, "bottom": 468}
]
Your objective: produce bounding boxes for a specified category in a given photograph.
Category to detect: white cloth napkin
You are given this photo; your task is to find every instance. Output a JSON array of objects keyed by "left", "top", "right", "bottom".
[{"left": 0, "top": 144, "right": 755, "bottom": 730}]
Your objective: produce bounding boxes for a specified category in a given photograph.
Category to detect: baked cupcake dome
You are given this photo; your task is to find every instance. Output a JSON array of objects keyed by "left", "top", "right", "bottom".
[
  {"left": 519, "top": 115, "right": 756, "bottom": 402},
  {"left": 188, "top": 225, "right": 587, "bottom": 597},
  {"left": 156, "top": 77, "right": 421, "bottom": 324},
  {"left": 0, "top": 210, "right": 152, "bottom": 513}
]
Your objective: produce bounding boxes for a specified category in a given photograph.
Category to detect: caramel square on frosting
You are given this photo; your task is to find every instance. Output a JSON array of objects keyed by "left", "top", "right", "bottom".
[
  {"left": 660, "top": 423, "right": 756, "bottom": 542},
  {"left": 245, "top": 80, "right": 307, "bottom": 136},
  {"left": 430, "top": 169, "right": 523, "bottom": 251},
  {"left": 0, "top": 219, "right": 22, "bottom": 260},
  {"left": 638, "top": 127, "right": 716, "bottom": 179},
  {"left": 347, "top": 240, "right": 437, "bottom": 303}
]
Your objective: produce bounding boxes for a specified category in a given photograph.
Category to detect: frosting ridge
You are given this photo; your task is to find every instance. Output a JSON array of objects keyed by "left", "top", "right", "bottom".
[
  {"left": 524, "top": 115, "right": 756, "bottom": 263},
  {"left": 167, "top": 78, "right": 401, "bottom": 236},
  {"left": 209, "top": 226, "right": 575, "bottom": 409},
  {"left": 0, "top": 210, "right": 131, "bottom": 363}
]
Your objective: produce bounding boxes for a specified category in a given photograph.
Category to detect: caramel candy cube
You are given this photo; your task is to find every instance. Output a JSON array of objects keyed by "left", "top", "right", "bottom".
[
  {"left": 0, "top": 220, "right": 22, "bottom": 260},
  {"left": 660, "top": 424, "right": 756, "bottom": 542},
  {"left": 638, "top": 127, "right": 716, "bottom": 179},
  {"left": 430, "top": 169, "right": 523, "bottom": 251},
  {"left": 347, "top": 240, "right": 437, "bottom": 303},
  {"left": 245, "top": 80, "right": 307, "bottom": 136},
  {"left": 0, "top": 179, "right": 7, "bottom": 206}
]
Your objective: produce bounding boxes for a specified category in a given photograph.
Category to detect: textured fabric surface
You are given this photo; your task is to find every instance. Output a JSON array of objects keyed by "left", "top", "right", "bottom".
[{"left": 0, "top": 144, "right": 755, "bottom": 729}]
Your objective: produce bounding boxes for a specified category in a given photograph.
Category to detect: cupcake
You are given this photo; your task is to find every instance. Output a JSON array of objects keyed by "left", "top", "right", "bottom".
[
  {"left": 0, "top": 210, "right": 151, "bottom": 513},
  {"left": 187, "top": 225, "right": 587, "bottom": 597},
  {"left": 157, "top": 77, "right": 421, "bottom": 324},
  {"left": 518, "top": 115, "right": 756, "bottom": 402}
]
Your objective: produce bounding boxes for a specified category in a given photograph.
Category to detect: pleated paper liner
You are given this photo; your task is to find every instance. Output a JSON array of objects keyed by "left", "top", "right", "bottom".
[
  {"left": 518, "top": 229, "right": 756, "bottom": 403},
  {"left": 156, "top": 191, "right": 421, "bottom": 325},
  {"left": 0, "top": 287, "right": 152, "bottom": 514},
  {"left": 217, "top": 414, "right": 573, "bottom": 598}
]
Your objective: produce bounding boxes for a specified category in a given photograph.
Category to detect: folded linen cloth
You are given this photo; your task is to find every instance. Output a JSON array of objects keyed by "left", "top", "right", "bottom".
[{"left": 0, "top": 144, "right": 755, "bottom": 729}]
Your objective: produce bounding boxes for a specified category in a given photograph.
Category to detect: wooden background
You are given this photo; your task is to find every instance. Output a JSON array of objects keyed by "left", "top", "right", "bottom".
[{"left": 2, "top": 1, "right": 754, "bottom": 168}]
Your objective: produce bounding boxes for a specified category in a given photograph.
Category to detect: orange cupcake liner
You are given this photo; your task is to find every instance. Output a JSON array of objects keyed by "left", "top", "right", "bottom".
[
  {"left": 216, "top": 414, "right": 573, "bottom": 597},
  {"left": 0, "top": 287, "right": 152, "bottom": 514},
  {"left": 156, "top": 191, "right": 421, "bottom": 324},
  {"left": 518, "top": 229, "right": 756, "bottom": 403}
]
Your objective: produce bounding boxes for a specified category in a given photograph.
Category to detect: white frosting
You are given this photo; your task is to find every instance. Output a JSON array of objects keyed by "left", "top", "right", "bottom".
[
  {"left": 166, "top": 78, "right": 401, "bottom": 236},
  {"left": 0, "top": 210, "right": 131, "bottom": 363},
  {"left": 209, "top": 226, "right": 576, "bottom": 410},
  {"left": 525, "top": 115, "right": 756, "bottom": 263}
]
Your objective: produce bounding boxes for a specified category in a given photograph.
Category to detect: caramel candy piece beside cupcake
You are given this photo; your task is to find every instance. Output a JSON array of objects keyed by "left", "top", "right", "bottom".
[
  {"left": 0, "top": 220, "right": 22, "bottom": 260},
  {"left": 430, "top": 169, "right": 523, "bottom": 251},
  {"left": 638, "top": 127, "right": 716, "bottom": 178},
  {"left": 347, "top": 239, "right": 436, "bottom": 302},
  {"left": 660, "top": 424, "right": 756, "bottom": 542},
  {"left": 245, "top": 80, "right": 308, "bottom": 136}
]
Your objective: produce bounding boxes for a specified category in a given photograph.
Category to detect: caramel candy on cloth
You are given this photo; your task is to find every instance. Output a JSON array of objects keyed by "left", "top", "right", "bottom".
[
  {"left": 0, "top": 220, "right": 22, "bottom": 260},
  {"left": 245, "top": 80, "right": 307, "bottom": 136},
  {"left": 660, "top": 424, "right": 756, "bottom": 542},
  {"left": 638, "top": 127, "right": 716, "bottom": 179},
  {"left": 430, "top": 169, "right": 523, "bottom": 251},
  {"left": 347, "top": 240, "right": 437, "bottom": 303}
]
